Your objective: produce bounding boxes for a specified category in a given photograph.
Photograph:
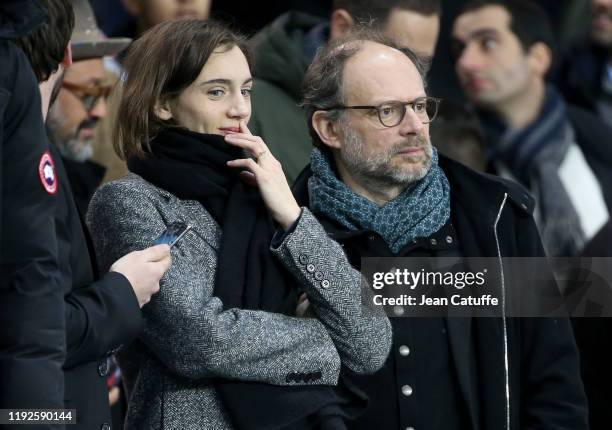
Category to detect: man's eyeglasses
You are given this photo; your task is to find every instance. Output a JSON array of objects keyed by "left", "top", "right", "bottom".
[
  {"left": 62, "top": 81, "right": 113, "bottom": 112},
  {"left": 327, "top": 96, "right": 442, "bottom": 127}
]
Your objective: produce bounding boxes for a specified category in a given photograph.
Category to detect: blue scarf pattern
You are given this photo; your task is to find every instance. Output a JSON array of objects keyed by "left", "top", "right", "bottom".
[{"left": 308, "top": 147, "right": 451, "bottom": 253}]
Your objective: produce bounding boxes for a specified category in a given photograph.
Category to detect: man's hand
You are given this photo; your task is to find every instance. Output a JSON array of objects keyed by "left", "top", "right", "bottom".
[{"left": 110, "top": 244, "right": 172, "bottom": 307}]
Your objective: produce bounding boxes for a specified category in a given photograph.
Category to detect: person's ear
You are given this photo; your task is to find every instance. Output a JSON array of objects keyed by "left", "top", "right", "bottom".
[
  {"left": 154, "top": 99, "right": 173, "bottom": 121},
  {"left": 121, "top": 0, "right": 142, "bottom": 16},
  {"left": 312, "top": 111, "right": 343, "bottom": 150},
  {"left": 61, "top": 44, "right": 72, "bottom": 68},
  {"left": 527, "top": 41, "right": 552, "bottom": 77},
  {"left": 330, "top": 9, "right": 355, "bottom": 40}
]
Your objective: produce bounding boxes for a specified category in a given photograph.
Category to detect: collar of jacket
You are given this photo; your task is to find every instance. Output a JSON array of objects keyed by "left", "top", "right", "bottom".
[
  {"left": 250, "top": 11, "right": 326, "bottom": 100},
  {"left": 0, "top": 0, "right": 47, "bottom": 39}
]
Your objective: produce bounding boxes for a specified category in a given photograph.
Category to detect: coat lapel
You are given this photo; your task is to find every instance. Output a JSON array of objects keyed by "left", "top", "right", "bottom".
[{"left": 151, "top": 183, "right": 222, "bottom": 253}]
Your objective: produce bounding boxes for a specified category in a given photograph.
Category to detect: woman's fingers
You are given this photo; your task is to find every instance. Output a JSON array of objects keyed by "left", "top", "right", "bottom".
[
  {"left": 240, "top": 120, "right": 252, "bottom": 135},
  {"left": 225, "top": 135, "right": 271, "bottom": 164},
  {"left": 227, "top": 157, "right": 263, "bottom": 174},
  {"left": 224, "top": 134, "right": 262, "bottom": 153}
]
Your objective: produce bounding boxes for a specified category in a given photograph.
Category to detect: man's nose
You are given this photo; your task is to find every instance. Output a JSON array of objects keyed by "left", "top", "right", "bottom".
[
  {"left": 398, "top": 106, "right": 425, "bottom": 136},
  {"left": 456, "top": 43, "right": 481, "bottom": 73},
  {"left": 89, "top": 97, "right": 107, "bottom": 119}
]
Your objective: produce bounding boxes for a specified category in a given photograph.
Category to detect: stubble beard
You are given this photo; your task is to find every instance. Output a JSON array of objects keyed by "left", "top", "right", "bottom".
[
  {"left": 46, "top": 109, "right": 96, "bottom": 163},
  {"left": 338, "top": 120, "right": 433, "bottom": 192}
]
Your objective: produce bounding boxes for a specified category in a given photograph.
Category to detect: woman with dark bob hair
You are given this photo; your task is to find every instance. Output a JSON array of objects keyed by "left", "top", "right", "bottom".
[{"left": 87, "top": 19, "right": 391, "bottom": 429}]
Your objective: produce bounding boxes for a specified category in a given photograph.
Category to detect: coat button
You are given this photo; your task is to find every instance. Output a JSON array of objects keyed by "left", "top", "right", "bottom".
[
  {"left": 101, "top": 423, "right": 111, "bottom": 430},
  {"left": 445, "top": 236, "right": 453, "bottom": 244},
  {"left": 321, "top": 280, "right": 330, "bottom": 289},
  {"left": 314, "top": 271, "right": 324, "bottom": 280},
  {"left": 394, "top": 305, "right": 404, "bottom": 316},
  {"left": 401, "top": 384, "right": 413, "bottom": 397},
  {"left": 406, "top": 427, "right": 415, "bottom": 430},
  {"left": 299, "top": 254, "right": 309, "bottom": 265},
  {"left": 98, "top": 360, "right": 109, "bottom": 377},
  {"left": 307, "top": 264, "right": 315, "bottom": 273},
  {"left": 430, "top": 238, "right": 437, "bottom": 246},
  {"left": 399, "top": 345, "right": 410, "bottom": 356}
]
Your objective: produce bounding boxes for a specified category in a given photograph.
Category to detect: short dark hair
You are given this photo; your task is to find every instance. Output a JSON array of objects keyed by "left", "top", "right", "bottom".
[
  {"left": 12, "top": 0, "right": 74, "bottom": 82},
  {"left": 301, "top": 28, "right": 428, "bottom": 149},
  {"left": 460, "top": 0, "right": 556, "bottom": 55},
  {"left": 116, "top": 19, "right": 252, "bottom": 160},
  {"left": 333, "top": 0, "right": 441, "bottom": 27}
]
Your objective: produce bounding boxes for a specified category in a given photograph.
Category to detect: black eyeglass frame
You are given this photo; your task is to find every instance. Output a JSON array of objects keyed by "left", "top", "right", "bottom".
[{"left": 325, "top": 96, "right": 442, "bottom": 127}]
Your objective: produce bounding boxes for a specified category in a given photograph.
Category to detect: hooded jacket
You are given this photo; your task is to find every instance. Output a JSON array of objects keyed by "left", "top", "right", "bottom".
[
  {"left": 249, "top": 11, "right": 326, "bottom": 184},
  {"left": 292, "top": 155, "right": 589, "bottom": 429}
]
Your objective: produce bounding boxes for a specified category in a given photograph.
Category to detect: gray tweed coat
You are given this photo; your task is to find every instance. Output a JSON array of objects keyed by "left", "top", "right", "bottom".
[{"left": 87, "top": 173, "right": 392, "bottom": 430}]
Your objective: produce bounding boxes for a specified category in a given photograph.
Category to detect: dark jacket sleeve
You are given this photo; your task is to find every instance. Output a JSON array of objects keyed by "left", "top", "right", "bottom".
[
  {"left": 64, "top": 270, "right": 143, "bottom": 369},
  {"left": 0, "top": 41, "right": 66, "bottom": 419},
  {"left": 515, "top": 214, "right": 589, "bottom": 430}
]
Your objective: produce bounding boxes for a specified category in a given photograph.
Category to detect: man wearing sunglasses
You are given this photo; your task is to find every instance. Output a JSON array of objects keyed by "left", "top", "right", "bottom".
[{"left": 296, "top": 30, "right": 587, "bottom": 429}]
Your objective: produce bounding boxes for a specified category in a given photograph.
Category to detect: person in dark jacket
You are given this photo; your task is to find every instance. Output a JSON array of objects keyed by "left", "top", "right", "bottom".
[
  {"left": 299, "top": 29, "right": 588, "bottom": 429},
  {"left": 45, "top": 0, "right": 131, "bottom": 215},
  {"left": 249, "top": 0, "right": 442, "bottom": 184},
  {"left": 451, "top": 1, "right": 612, "bottom": 427},
  {"left": 452, "top": 0, "right": 612, "bottom": 257},
  {"left": 0, "top": 1, "right": 65, "bottom": 424},
  {"left": 12, "top": 1, "right": 173, "bottom": 428},
  {"left": 557, "top": 0, "right": 612, "bottom": 129}
]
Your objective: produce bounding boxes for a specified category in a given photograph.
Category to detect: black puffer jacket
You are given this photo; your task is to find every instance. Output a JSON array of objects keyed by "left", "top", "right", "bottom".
[{"left": 0, "top": 1, "right": 66, "bottom": 426}]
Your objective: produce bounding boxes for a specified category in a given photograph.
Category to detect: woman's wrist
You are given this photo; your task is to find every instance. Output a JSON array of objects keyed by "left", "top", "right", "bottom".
[{"left": 277, "top": 204, "right": 302, "bottom": 231}]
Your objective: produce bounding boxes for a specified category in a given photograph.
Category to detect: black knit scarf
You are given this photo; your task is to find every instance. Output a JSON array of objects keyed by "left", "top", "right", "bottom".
[{"left": 128, "top": 128, "right": 362, "bottom": 430}]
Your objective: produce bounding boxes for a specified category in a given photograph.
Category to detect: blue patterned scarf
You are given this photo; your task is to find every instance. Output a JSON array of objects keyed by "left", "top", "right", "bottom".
[{"left": 308, "top": 147, "right": 451, "bottom": 253}]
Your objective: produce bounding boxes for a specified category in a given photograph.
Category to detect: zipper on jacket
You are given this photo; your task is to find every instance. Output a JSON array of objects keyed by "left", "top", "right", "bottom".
[{"left": 493, "top": 192, "right": 510, "bottom": 430}]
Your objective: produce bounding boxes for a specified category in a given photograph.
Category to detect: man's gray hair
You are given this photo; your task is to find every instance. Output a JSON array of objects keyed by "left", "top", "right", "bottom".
[{"left": 301, "top": 28, "right": 429, "bottom": 149}]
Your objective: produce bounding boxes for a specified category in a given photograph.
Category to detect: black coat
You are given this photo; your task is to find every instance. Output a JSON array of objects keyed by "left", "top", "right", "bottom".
[
  {"left": 567, "top": 105, "right": 612, "bottom": 212},
  {"left": 486, "top": 104, "right": 612, "bottom": 430},
  {"left": 293, "top": 155, "right": 589, "bottom": 429},
  {"left": 0, "top": 3, "right": 66, "bottom": 424},
  {"left": 565, "top": 106, "right": 612, "bottom": 430},
  {"left": 556, "top": 42, "right": 608, "bottom": 116},
  {"left": 49, "top": 144, "right": 143, "bottom": 430}
]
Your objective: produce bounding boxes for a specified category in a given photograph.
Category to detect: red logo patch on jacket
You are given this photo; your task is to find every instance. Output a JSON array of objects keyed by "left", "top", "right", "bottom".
[{"left": 38, "top": 150, "right": 57, "bottom": 194}]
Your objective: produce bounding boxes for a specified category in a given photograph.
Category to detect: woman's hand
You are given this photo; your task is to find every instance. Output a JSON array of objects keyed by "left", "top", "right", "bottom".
[{"left": 225, "top": 122, "right": 301, "bottom": 230}]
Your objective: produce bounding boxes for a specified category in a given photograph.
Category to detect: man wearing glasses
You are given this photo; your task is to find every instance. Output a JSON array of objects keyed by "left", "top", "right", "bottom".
[
  {"left": 46, "top": 0, "right": 122, "bottom": 214},
  {"left": 296, "top": 30, "right": 588, "bottom": 429}
]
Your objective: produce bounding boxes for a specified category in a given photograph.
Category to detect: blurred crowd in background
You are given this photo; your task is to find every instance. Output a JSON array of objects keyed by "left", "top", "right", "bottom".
[{"left": 3, "top": 0, "right": 612, "bottom": 429}]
